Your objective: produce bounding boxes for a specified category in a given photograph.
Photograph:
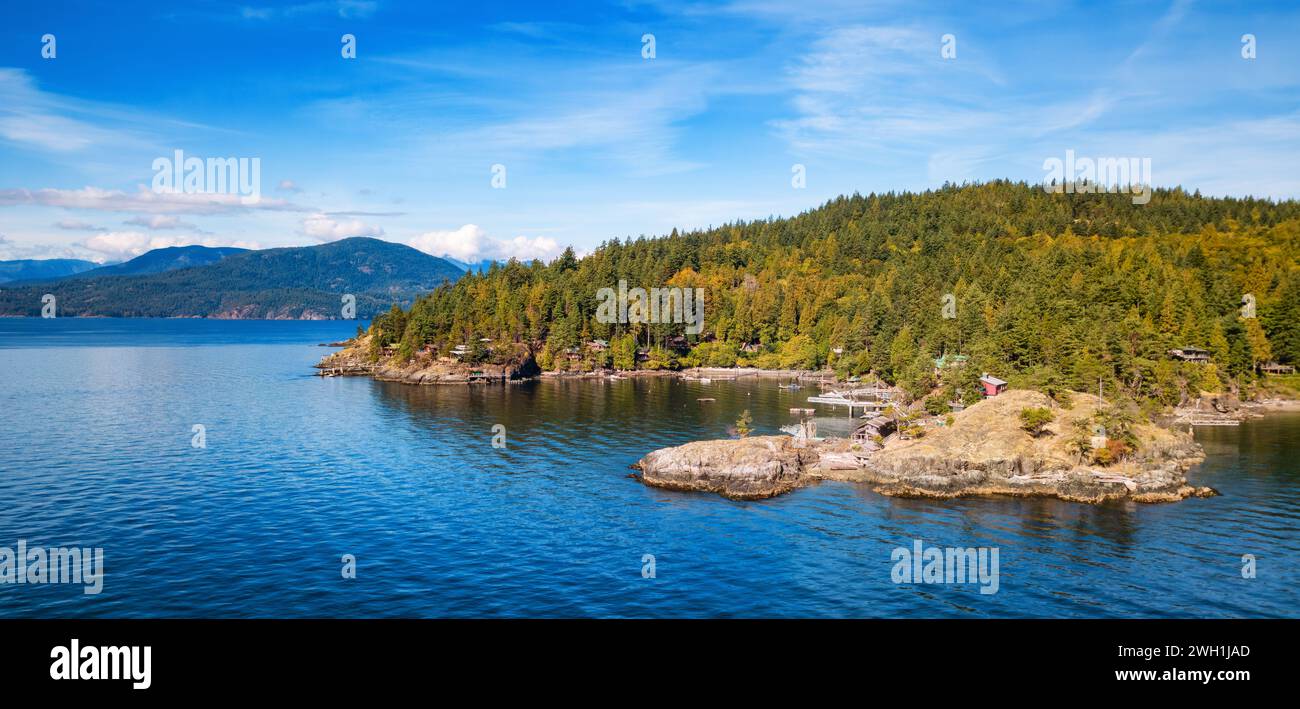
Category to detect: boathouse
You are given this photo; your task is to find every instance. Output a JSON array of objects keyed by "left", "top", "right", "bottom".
[{"left": 852, "top": 416, "right": 896, "bottom": 442}]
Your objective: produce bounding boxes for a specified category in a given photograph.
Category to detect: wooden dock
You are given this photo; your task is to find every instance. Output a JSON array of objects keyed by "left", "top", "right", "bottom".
[
  {"left": 807, "top": 390, "right": 891, "bottom": 417},
  {"left": 317, "top": 364, "right": 377, "bottom": 377},
  {"left": 1185, "top": 418, "right": 1241, "bottom": 426}
]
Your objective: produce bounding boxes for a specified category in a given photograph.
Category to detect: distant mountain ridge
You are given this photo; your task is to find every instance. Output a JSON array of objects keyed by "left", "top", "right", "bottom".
[
  {"left": 0, "top": 237, "right": 465, "bottom": 319},
  {"left": 0, "top": 258, "right": 102, "bottom": 284},
  {"left": 74, "top": 245, "right": 248, "bottom": 279},
  {"left": 445, "top": 257, "right": 498, "bottom": 274},
  {"left": 1, "top": 245, "right": 245, "bottom": 287}
]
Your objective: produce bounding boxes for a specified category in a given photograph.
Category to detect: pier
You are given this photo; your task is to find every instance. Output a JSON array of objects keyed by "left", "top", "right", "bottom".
[{"left": 807, "top": 388, "right": 892, "bottom": 417}]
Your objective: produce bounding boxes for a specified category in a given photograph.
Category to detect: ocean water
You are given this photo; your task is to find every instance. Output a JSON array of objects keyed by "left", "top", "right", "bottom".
[{"left": 0, "top": 318, "right": 1297, "bottom": 618}]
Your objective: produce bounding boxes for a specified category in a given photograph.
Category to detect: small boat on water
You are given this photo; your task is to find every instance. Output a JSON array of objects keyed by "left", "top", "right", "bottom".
[{"left": 777, "top": 383, "right": 802, "bottom": 390}]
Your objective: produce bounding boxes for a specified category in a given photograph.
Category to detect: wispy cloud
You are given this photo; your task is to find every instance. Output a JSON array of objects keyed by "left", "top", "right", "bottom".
[
  {"left": 239, "top": 1, "right": 377, "bottom": 21},
  {"left": 0, "top": 186, "right": 307, "bottom": 214},
  {"left": 123, "top": 214, "right": 208, "bottom": 232},
  {"left": 54, "top": 219, "right": 107, "bottom": 231}
]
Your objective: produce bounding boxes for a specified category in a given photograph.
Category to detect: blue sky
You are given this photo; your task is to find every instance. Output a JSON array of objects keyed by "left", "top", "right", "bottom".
[{"left": 1, "top": 0, "right": 1298, "bottom": 263}]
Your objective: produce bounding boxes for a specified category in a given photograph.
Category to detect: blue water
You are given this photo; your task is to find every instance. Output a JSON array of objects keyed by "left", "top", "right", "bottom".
[{"left": 1, "top": 318, "right": 1297, "bottom": 618}]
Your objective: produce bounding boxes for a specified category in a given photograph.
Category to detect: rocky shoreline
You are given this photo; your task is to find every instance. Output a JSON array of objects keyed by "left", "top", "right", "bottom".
[
  {"left": 636, "top": 390, "right": 1217, "bottom": 504},
  {"left": 316, "top": 336, "right": 833, "bottom": 384}
]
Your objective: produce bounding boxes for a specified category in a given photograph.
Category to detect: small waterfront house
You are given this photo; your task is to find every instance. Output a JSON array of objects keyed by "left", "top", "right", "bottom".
[
  {"left": 740, "top": 341, "right": 761, "bottom": 353},
  {"left": 635, "top": 347, "right": 650, "bottom": 362},
  {"left": 1168, "top": 346, "right": 1210, "bottom": 363},
  {"left": 666, "top": 335, "right": 690, "bottom": 352},
  {"left": 1261, "top": 362, "right": 1296, "bottom": 375},
  {"left": 979, "top": 373, "right": 1007, "bottom": 397},
  {"left": 933, "top": 353, "right": 969, "bottom": 376},
  {"left": 564, "top": 347, "right": 582, "bottom": 361},
  {"left": 852, "top": 415, "right": 896, "bottom": 442},
  {"left": 450, "top": 344, "right": 470, "bottom": 359},
  {"left": 587, "top": 339, "right": 609, "bottom": 352}
]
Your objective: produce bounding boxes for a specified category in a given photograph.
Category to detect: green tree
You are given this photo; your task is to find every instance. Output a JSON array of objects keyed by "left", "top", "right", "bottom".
[
  {"left": 735, "top": 410, "right": 753, "bottom": 438},
  {"left": 1019, "top": 407, "right": 1054, "bottom": 437}
]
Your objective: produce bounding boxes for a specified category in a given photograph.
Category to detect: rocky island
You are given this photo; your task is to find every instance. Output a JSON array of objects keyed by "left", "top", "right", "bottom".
[{"left": 636, "top": 390, "right": 1216, "bottom": 504}]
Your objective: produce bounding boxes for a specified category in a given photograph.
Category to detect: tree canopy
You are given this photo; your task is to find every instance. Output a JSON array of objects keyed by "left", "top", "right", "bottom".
[{"left": 374, "top": 181, "right": 1300, "bottom": 408}]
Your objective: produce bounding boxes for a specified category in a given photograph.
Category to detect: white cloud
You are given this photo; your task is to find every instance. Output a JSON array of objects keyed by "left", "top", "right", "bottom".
[
  {"left": 490, "top": 235, "right": 560, "bottom": 262},
  {"left": 277, "top": 179, "right": 302, "bottom": 193},
  {"left": 406, "top": 224, "right": 486, "bottom": 262},
  {"left": 0, "top": 234, "right": 78, "bottom": 261},
  {"left": 298, "top": 213, "right": 385, "bottom": 241},
  {"left": 81, "top": 231, "right": 261, "bottom": 260},
  {"left": 405, "top": 224, "right": 561, "bottom": 263}
]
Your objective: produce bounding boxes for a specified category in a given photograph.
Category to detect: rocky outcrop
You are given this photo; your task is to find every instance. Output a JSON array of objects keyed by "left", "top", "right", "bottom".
[
  {"left": 637, "top": 390, "right": 1216, "bottom": 504},
  {"left": 636, "top": 436, "right": 818, "bottom": 500},
  {"left": 849, "top": 390, "right": 1211, "bottom": 503},
  {"left": 315, "top": 335, "right": 540, "bottom": 383}
]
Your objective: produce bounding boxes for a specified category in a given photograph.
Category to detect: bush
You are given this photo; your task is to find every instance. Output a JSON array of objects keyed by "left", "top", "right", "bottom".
[
  {"left": 1019, "top": 407, "right": 1054, "bottom": 436},
  {"left": 924, "top": 396, "right": 949, "bottom": 416}
]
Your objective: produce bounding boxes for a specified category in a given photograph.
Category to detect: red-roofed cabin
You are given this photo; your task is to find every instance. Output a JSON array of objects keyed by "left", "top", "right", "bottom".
[{"left": 979, "top": 373, "right": 1007, "bottom": 398}]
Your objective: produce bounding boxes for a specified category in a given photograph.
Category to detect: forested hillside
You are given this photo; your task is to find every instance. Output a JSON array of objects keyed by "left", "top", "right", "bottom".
[
  {"left": 0, "top": 237, "right": 463, "bottom": 318},
  {"left": 371, "top": 181, "right": 1300, "bottom": 407}
]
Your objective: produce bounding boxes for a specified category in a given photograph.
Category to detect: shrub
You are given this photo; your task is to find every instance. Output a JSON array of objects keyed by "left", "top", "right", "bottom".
[{"left": 1019, "top": 407, "right": 1055, "bottom": 436}]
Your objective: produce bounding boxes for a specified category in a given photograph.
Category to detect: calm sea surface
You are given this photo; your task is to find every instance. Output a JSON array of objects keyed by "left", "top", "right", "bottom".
[{"left": 1, "top": 318, "right": 1297, "bottom": 618}]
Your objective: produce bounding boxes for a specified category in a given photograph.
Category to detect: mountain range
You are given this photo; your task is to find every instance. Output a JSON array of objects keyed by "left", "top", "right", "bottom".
[
  {"left": 0, "top": 258, "right": 103, "bottom": 284},
  {"left": 0, "top": 238, "right": 464, "bottom": 319}
]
